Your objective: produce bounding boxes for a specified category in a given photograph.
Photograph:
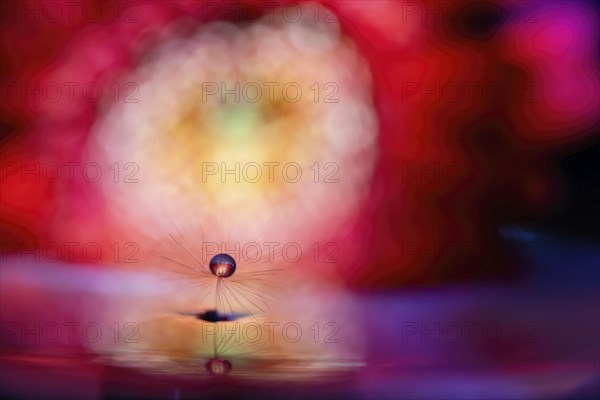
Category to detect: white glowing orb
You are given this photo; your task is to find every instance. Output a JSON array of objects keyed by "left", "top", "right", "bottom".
[{"left": 89, "top": 4, "right": 378, "bottom": 244}]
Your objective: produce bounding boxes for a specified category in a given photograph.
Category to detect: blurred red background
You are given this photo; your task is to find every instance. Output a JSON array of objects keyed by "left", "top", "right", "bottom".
[{"left": 1, "top": 0, "right": 599, "bottom": 287}]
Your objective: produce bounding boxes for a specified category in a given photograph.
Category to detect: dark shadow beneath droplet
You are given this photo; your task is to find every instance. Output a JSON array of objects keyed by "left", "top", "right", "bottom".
[
  {"left": 198, "top": 310, "right": 232, "bottom": 322},
  {"left": 179, "top": 309, "right": 235, "bottom": 322}
]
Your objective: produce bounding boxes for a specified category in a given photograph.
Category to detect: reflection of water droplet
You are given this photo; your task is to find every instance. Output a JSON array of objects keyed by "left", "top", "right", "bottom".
[
  {"left": 206, "top": 358, "right": 232, "bottom": 376},
  {"left": 209, "top": 253, "right": 236, "bottom": 278}
]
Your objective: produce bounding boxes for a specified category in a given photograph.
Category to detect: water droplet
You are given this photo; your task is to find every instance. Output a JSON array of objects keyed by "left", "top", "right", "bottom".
[{"left": 209, "top": 253, "right": 236, "bottom": 278}]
